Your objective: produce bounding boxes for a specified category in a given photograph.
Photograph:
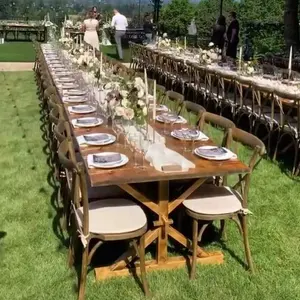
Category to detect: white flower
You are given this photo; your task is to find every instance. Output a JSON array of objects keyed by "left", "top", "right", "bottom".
[
  {"left": 137, "top": 100, "right": 146, "bottom": 107},
  {"left": 208, "top": 42, "right": 214, "bottom": 47},
  {"left": 142, "top": 106, "right": 148, "bottom": 116},
  {"left": 121, "top": 99, "right": 130, "bottom": 108},
  {"left": 115, "top": 106, "right": 125, "bottom": 117},
  {"left": 109, "top": 99, "right": 117, "bottom": 108},
  {"left": 163, "top": 33, "right": 168, "bottom": 38},
  {"left": 137, "top": 89, "right": 145, "bottom": 99},
  {"left": 124, "top": 108, "right": 135, "bottom": 120},
  {"left": 79, "top": 48, "right": 84, "bottom": 54},
  {"left": 120, "top": 90, "right": 128, "bottom": 98},
  {"left": 88, "top": 62, "right": 94, "bottom": 68},
  {"left": 247, "top": 66, "right": 255, "bottom": 74}
]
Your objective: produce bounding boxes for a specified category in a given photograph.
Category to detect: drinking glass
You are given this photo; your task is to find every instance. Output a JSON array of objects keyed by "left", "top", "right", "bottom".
[
  {"left": 189, "top": 126, "right": 200, "bottom": 152},
  {"left": 112, "top": 119, "right": 123, "bottom": 149},
  {"left": 129, "top": 133, "right": 139, "bottom": 168},
  {"left": 140, "top": 137, "right": 150, "bottom": 169}
]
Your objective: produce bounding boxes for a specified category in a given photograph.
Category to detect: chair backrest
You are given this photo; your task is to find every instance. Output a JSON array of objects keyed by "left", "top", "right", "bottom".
[
  {"left": 166, "top": 90, "right": 184, "bottom": 114},
  {"left": 183, "top": 101, "right": 206, "bottom": 125},
  {"left": 57, "top": 139, "right": 90, "bottom": 235},
  {"left": 230, "top": 127, "right": 265, "bottom": 205},
  {"left": 199, "top": 112, "right": 235, "bottom": 147}
]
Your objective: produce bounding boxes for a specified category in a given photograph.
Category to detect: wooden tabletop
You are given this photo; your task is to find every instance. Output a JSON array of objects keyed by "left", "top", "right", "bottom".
[{"left": 64, "top": 104, "right": 250, "bottom": 187}]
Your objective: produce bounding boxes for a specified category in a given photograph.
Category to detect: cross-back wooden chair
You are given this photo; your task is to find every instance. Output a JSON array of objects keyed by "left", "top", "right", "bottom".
[
  {"left": 272, "top": 89, "right": 300, "bottom": 175},
  {"left": 199, "top": 112, "right": 235, "bottom": 148},
  {"left": 183, "top": 100, "right": 206, "bottom": 126},
  {"left": 183, "top": 127, "right": 265, "bottom": 279},
  {"left": 57, "top": 138, "right": 150, "bottom": 300},
  {"left": 252, "top": 83, "right": 279, "bottom": 154},
  {"left": 166, "top": 90, "right": 184, "bottom": 115},
  {"left": 235, "top": 76, "right": 255, "bottom": 132}
]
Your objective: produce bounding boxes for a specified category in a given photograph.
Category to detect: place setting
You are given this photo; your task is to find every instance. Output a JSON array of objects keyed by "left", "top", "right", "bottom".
[
  {"left": 68, "top": 104, "right": 96, "bottom": 114},
  {"left": 77, "top": 133, "right": 116, "bottom": 146},
  {"left": 71, "top": 116, "right": 103, "bottom": 128},
  {"left": 87, "top": 152, "right": 129, "bottom": 169},
  {"left": 194, "top": 146, "right": 237, "bottom": 161},
  {"left": 155, "top": 112, "right": 187, "bottom": 124}
]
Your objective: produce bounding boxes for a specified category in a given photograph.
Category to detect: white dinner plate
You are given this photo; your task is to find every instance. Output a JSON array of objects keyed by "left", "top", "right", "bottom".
[
  {"left": 171, "top": 129, "right": 209, "bottom": 141},
  {"left": 63, "top": 96, "right": 88, "bottom": 103},
  {"left": 156, "top": 114, "right": 187, "bottom": 124},
  {"left": 77, "top": 133, "right": 116, "bottom": 146},
  {"left": 194, "top": 146, "right": 236, "bottom": 161},
  {"left": 71, "top": 117, "right": 103, "bottom": 127},
  {"left": 87, "top": 152, "right": 129, "bottom": 169},
  {"left": 58, "top": 77, "right": 74, "bottom": 83},
  {"left": 68, "top": 105, "right": 96, "bottom": 114},
  {"left": 68, "top": 89, "right": 87, "bottom": 96}
]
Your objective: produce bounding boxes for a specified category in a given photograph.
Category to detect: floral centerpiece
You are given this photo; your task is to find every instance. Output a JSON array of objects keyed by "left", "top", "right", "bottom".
[
  {"left": 239, "top": 60, "right": 258, "bottom": 76},
  {"left": 197, "top": 42, "right": 222, "bottom": 65},
  {"left": 156, "top": 33, "right": 171, "bottom": 49}
]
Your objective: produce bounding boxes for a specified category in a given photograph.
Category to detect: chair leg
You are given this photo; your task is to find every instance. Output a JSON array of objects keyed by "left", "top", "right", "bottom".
[
  {"left": 78, "top": 246, "right": 89, "bottom": 300},
  {"left": 190, "top": 219, "right": 198, "bottom": 280},
  {"left": 220, "top": 220, "right": 227, "bottom": 241},
  {"left": 238, "top": 215, "right": 254, "bottom": 273},
  {"left": 138, "top": 235, "right": 150, "bottom": 297}
]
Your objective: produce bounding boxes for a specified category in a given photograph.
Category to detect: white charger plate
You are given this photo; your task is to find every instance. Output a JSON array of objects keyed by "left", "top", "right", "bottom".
[
  {"left": 63, "top": 96, "right": 88, "bottom": 103},
  {"left": 68, "top": 105, "right": 96, "bottom": 114},
  {"left": 171, "top": 129, "right": 209, "bottom": 141},
  {"left": 156, "top": 114, "right": 187, "bottom": 124},
  {"left": 58, "top": 77, "right": 75, "bottom": 83},
  {"left": 68, "top": 89, "right": 87, "bottom": 96},
  {"left": 194, "top": 146, "right": 236, "bottom": 161},
  {"left": 87, "top": 152, "right": 129, "bottom": 169},
  {"left": 71, "top": 117, "right": 103, "bottom": 127},
  {"left": 77, "top": 133, "right": 116, "bottom": 146}
]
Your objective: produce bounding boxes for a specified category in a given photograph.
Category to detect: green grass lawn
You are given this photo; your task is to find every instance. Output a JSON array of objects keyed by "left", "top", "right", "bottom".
[
  {"left": 0, "top": 42, "right": 35, "bottom": 62},
  {"left": 1, "top": 71, "right": 300, "bottom": 300},
  {"left": 101, "top": 45, "right": 131, "bottom": 63}
]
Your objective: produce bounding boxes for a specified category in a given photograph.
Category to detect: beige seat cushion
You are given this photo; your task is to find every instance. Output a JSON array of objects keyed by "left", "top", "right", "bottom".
[
  {"left": 77, "top": 198, "right": 147, "bottom": 234},
  {"left": 183, "top": 184, "right": 242, "bottom": 215}
]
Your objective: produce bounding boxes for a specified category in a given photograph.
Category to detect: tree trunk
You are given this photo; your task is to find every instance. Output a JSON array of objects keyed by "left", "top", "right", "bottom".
[{"left": 284, "top": 0, "right": 299, "bottom": 48}]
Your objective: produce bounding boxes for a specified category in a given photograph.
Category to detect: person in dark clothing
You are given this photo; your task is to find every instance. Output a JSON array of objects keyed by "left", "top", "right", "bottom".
[
  {"left": 143, "top": 14, "right": 153, "bottom": 44},
  {"left": 226, "top": 11, "right": 240, "bottom": 59},
  {"left": 211, "top": 15, "right": 226, "bottom": 50}
]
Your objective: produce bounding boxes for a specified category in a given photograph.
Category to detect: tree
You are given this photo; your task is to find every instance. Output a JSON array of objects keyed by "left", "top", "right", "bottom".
[
  {"left": 159, "top": 0, "right": 194, "bottom": 37},
  {"left": 284, "top": 0, "right": 299, "bottom": 48}
]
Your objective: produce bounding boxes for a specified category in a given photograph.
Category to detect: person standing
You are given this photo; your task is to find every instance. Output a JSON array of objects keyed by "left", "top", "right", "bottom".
[
  {"left": 226, "top": 11, "right": 239, "bottom": 59},
  {"left": 143, "top": 14, "right": 153, "bottom": 44},
  {"left": 211, "top": 15, "right": 226, "bottom": 50},
  {"left": 111, "top": 9, "right": 128, "bottom": 60},
  {"left": 83, "top": 10, "right": 100, "bottom": 50}
]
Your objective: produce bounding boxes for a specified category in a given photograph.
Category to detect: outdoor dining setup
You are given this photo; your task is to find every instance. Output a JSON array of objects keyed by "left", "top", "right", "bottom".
[
  {"left": 35, "top": 39, "right": 265, "bottom": 300},
  {"left": 129, "top": 41, "right": 300, "bottom": 175}
]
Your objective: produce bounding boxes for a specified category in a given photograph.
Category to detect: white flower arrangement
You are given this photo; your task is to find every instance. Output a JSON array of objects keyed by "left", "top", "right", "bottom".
[
  {"left": 64, "top": 20, "right": 74, "bottom": 28},
  {"left": 240, "top": 61, "right": 256, "bottom": 76},
  {"left": 197, "top": 43, "right": 222, "bottom": 65},
  {"left": 156, "top": 33, "right": 171, "bottom": 49}
]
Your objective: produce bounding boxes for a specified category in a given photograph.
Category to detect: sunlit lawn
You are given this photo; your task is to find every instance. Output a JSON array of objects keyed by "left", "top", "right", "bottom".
[
  {"left": 0, "top": 42, "right": 35, "bottom": 62},
  {"left": 0, "top": 71, "right": 300, "bottom": 299}
]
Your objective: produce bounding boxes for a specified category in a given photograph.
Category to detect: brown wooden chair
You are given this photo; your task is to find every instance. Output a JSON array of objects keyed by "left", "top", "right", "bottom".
[
  {"left": 183, "top": 100, "right": 206, "bottom": 126},
  {"left": 57, "top": 138, "right": 150, "bottom": 300},
  {"left": 166, "top": 90, "right": 185, "bottom": 115},
  {"left": 184, "top": 128, "right": 265, "bottom": 279},
  {"left": 199, "top": 112, "right": 235, "bottom": 148}
]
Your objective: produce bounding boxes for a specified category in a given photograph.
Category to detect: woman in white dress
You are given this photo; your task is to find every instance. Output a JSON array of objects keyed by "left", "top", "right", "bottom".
[{"left": 82, "top": 11, "right": 100, "bottom": 50}]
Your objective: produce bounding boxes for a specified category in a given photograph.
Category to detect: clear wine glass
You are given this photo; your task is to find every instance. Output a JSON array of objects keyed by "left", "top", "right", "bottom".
[{"left": 140, "top": 137, "right": 150, "bottom": 169}]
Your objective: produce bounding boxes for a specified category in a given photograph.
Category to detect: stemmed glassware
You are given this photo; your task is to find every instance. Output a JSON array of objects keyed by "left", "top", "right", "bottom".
[
  {"left": 112, "top": 119, "right": 123, "bottom": 149},
  {"left": 139, "top": 136, "right": 150, "bottom": 169}
]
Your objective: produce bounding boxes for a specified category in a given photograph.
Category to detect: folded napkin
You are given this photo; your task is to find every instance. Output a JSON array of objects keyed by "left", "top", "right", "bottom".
[
  {"left": 70, "top": 105, "right": 92, "bottom": 112},
  {"left": 93, "top": 153, "right": 121, "bottom": 164},
  {"left": 145, "top": 143, "right": 195, "bottom": 172},
  {"left": 196, "top": 147, "right": 227, "bottom": 157},
  {"left": 84, "top": 134, "right": 109, "bottom": 142},
  {"left": 195, "top": 147, "right": 237, "bottom": 160},
  {"left": 77, "top": 118, "right": 98, "bottom": 125}
]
